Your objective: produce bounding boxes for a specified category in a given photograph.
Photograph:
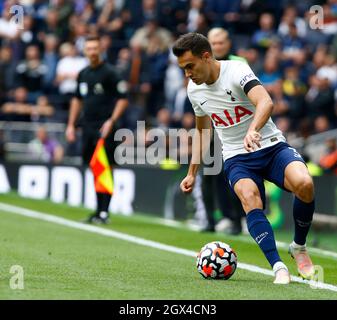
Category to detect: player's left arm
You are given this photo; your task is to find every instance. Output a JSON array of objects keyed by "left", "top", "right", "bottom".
[
  {"left": 244, "top": 84, "right": 274, "bottom": 152},
  {"left": 100, "top": 70, "right": 129, "bottom": 139},
  {"left": 100, "top": 98, "right": 128, "bottom": 139}
]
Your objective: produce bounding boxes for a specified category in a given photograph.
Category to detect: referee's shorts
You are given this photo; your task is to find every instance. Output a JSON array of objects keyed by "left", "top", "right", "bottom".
[{"left": 82, "top": 126, "right": 118, "bottom": 165}]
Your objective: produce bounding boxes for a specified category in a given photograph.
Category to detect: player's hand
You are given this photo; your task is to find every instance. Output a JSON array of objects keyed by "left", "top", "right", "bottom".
[
  {"left": 65, "top": 125, "right": 76, "bottom": 143},
  {"left": 100, "top": 119, "right": 114, "bottom": 139},
  {"left": 244, "top": 130, "right": 261, "bottom": 152},
  {"left": 180, "top": 175, "right": 195, "bottom": 194}
]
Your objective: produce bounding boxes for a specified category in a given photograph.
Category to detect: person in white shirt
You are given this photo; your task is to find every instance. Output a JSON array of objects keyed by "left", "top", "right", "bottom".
[
  {"left": 56, "top": 42, "right": 88, "bottom": 95},
  {"left": 172, "top": 33, "right": 316, "bottom": 285}
]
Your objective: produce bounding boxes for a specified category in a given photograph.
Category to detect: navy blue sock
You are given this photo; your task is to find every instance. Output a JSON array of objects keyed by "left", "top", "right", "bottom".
[
  {"left": 293, "top": 197, "right": 314, "bottom": 246},
  {"left": 246, "top": 209, "right": 281, "bottom": 268}
]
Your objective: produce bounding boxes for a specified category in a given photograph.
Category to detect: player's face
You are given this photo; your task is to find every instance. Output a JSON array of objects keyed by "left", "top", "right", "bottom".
[
  {"left": 84, "top": 40, "right": 101, "bottom": 64},
  {"left": 177, "top": 50, "right": 210, "bottom": 85}
]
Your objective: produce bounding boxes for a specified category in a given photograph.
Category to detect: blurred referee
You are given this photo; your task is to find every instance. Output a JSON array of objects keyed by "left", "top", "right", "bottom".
[{"left": 65, "top": 36, "right": 128, "bottom": 224}]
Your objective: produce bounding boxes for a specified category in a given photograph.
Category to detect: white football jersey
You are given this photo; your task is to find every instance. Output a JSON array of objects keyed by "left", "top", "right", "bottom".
[{"left": 187, "top": 60, "right": 286, "bottom": 161}]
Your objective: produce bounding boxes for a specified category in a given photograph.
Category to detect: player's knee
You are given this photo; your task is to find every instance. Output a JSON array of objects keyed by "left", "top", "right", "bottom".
[
  {"left": 294, "top": 175, "right": 314, "bottom": 202},
  {"left": 236, "top": 187, "right": 261, "bottom": 211}
]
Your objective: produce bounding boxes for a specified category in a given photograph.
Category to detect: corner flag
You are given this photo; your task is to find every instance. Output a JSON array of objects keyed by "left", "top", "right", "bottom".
[{"left": 89, "top": 138, "right": 114, "bottom": 195}]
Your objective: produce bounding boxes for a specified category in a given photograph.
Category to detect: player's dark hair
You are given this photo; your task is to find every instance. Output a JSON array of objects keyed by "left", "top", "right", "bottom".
[
  {"left": 172, "top": 33, "right": 212, "bottom": 58},
  {"left": 85, "top": 35, "right": 100, "bottom": 42}
]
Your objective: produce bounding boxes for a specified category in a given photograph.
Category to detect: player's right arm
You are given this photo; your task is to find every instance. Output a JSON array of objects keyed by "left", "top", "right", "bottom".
[
  {"left": 66, "top": 71, "right": 84, "bottom": 143},
  {"left": 66, "top": 97, "right": 83, "bottom": 143},
  {"left": 180, "top": 115, "right": 212, "bottom": 193}
]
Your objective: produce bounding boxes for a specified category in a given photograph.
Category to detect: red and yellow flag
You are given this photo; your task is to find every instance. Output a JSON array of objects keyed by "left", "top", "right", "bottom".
[{"left": 89, "top": 138, "right": 114, "bottom": 195}]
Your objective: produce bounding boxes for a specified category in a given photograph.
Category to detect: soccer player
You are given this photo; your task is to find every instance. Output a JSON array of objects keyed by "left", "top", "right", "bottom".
[
  {"left": 173, "top": 33, "right": 315, "bottom": 284},
  {"left": 198, "top": 27, "right": 246, "bottom": 235},
  {"left": 66, "top": 36, "right": 128, "bottom": 224}
]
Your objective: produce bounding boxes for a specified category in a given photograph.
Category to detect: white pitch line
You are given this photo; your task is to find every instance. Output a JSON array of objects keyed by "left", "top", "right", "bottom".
[{"left": 0, "top": 202, "right": 337, "bottom": 293}]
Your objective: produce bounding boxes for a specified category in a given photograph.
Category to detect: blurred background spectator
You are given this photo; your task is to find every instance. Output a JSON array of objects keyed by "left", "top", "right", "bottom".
[{"left": 28, "top": 125, "right": 64, "bottom": 163}]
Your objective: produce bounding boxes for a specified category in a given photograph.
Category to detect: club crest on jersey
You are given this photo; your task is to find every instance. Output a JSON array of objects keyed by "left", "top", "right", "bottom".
[
  {"left": 211, "top": 106, "right": 253, "bottom": 127},
  {"left": 226, "top": 89, "right": 236, "bottom": 101},
  {"left": 94, "top": 83, "right": 104, "bottom": 94}
]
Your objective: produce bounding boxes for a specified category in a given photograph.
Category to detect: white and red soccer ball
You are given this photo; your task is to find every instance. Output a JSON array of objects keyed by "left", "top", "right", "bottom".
[{"left": 196, "top": 241, "right": 237, "bottom": 280}]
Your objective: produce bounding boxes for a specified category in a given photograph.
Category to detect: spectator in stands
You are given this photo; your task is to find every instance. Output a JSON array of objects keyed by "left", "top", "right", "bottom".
[
  {"left": 203, "top": 0, "right": 241, "bottom": 29},
  {"left": 172, "top": 78, "right": 193, "bottom": 126},
  {"left": 164, "top": 49, "right": 184, "bottom": 111},
  {"left": 1, "top": 87, "right": 54, "bottom": 122},
  {"left": 100, "top": 33, "right": 114, "bottom": 63},
  {"left": 130, "top": 17, "right": 172, "bottom": 53},
  {"left": 208, "top": 27, "right": 246, "bottom": 61},
  {"left": 237, "top": 46, "right": 263, "bottom": 74},
  {"left": 187, "top": 0, "right": 204, "bottom": 33},
  {"left": 0, "top": 129, "right": 5, "bottom": 161},
  {"left": 55, "top": 42, "right": 87, "bottom": 100},
  {"left": 71, "top": 19, "right": 89, "bottom": 54},
  {"left": 50, "top": 0, "right": 74, "bottom": 39},
  {"left": 0, "top": 0, "right": 20, "bottom": 41},
  {"left": 252, "top": 12, "right": 279, "bottom": 52},
  {"left": 97, "top": 0, "right": 126, "bottom": 47},
  {"left": 0, "top": 46, "right": 16, "bottom": 103},
  {"left": 141, "top": 0, "right": 158, "bottom": 23},
  {"left": 282, "top": 65, "right": 306, "bottom": 124},
  {"left": 14, "top": 14, "right": 39, "bottom": 61},
  {"left": 278, "top": 5, "right": 307, "bottom": 38},
  {"left": 280, "top": 22, "right": 307, "bottom": 65},
  {"left": 38, "top": 8, "right": 68, "bottom": 43},
  {"left": 74, "top": 0, "right": 97, "bottom": 25},
  {"left": 146, "top": 30, "right": 170, "bottom": 116},
  {"left": 258, "top": 54, "right": 282, "bottom": 98},
  {"left": 156, "top": 108, "right": 172, "bottom": 130},
  {"left": 313, "top": 115, "right": 332, "bottom": 134},
  {"left": 131, "top": 17, "right": 171, "bottom": 117},
  {"left": 122, "top": 41, "right": 151, "bottom": 122},
  {"left": 42, "top": 34, "right": 59, "bottom": 93},
  {"left": 305, "top": 70, "right": 336, "bottom": 124},
  {"left": 1, "top": 87, "right": 32, "bottom": 122},
  {"left": 28, "top": 125, "right": 64, "bottom": 164},
  {"left": 30, "top": 96, "right": 55, "bottom": 123},
  {"left": 320, "top": 138, "right": 337, "bottom": 175},
  {"left": 15, "top": 45, "right": 48, "bottom": 102}
]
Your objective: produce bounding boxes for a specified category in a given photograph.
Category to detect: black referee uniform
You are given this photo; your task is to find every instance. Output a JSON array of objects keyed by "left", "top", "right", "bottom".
[
  {"left": 76, "top": 62, "right": 126, "bottom": 164},
  {"left": 75, "top": 61, "right": 127, "bottom": 220}
]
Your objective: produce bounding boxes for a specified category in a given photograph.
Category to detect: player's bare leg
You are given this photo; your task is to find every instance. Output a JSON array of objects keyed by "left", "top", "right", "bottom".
[
  {"left": 234, "top": 178, "right": 290, "bottom": 284},
  {"left": 284, "top": 161, "right": 315, "bottom": 279}
]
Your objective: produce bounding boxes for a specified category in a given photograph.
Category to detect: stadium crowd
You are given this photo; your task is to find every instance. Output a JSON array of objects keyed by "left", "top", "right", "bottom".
[{"left": 0, "top": 0, "right": 336, "bottom": 165}]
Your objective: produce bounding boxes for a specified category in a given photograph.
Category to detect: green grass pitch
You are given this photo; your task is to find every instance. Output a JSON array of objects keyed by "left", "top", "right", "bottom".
[{"left": 0, "top": 193, "right": 336, "bottom": 300}]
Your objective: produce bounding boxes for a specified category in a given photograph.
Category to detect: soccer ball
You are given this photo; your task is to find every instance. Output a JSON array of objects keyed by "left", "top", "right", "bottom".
[{"left": 196, "top": 241, "right": 237, "bottom": 280}]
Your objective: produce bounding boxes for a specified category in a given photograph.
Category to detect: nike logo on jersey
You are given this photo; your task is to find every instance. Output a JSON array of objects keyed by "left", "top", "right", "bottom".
[
  {"left": 211, "top": 106, "right": 253, "bottom": 127},
  {"left": 200, "top": 100, "right": 208, "bottom": 105}
]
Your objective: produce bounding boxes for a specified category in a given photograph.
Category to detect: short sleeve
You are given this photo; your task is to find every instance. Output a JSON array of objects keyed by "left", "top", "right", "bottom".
[
  {"left": 109, "top": 67, "right": 128, "bottom": 99},
  {"left": 187, "top": 92, "right": 206, "bottom": 117},
  {"left": 75, "top": 71, "right": 83, "bottom": 99},
  {"left": 231, "top": 61, "right": 261, "bottom": 95}
]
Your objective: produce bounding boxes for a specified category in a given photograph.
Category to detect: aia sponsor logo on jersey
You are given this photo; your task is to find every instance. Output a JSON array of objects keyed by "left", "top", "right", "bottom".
[{"left": 211, "top": 106, "right": 253, "bottom": 127}]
